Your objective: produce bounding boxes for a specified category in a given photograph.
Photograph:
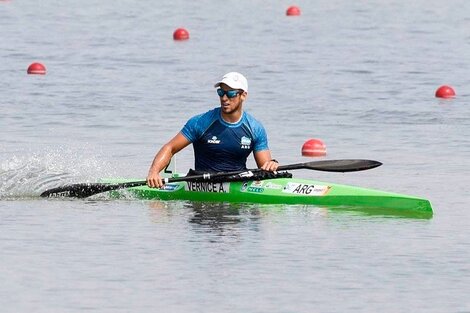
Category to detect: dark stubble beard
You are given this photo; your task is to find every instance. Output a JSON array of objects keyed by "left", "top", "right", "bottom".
[{"left": 221, "top": 99, "right": 243, "bottom": 116}]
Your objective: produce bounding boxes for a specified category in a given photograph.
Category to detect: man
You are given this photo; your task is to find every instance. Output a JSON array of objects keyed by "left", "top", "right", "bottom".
[{"left": 147, "top": 72, "right": 279, "bottom": 188}]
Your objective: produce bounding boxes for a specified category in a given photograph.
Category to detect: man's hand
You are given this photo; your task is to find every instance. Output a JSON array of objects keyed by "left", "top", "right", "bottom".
[{"left": 261, "top": 159, "right": 279, "bottom": 172}]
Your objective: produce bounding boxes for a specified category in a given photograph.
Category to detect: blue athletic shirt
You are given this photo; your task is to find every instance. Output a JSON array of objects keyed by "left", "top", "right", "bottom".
[{"left": 181, "top": 107, "right": 269, "bottom": 172}]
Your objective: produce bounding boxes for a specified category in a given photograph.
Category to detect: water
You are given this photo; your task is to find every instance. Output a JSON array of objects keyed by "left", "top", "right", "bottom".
[{"left": 1, "top": 0, "right": 469, "bottom": 312}]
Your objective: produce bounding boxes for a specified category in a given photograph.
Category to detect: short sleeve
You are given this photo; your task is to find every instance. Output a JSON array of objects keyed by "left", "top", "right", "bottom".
[
  {"left": 252, "top": 123, "right": 269, "bottom": 151},
  {"left": 181, "top": 108, "right": 219, "bottom": 143}
]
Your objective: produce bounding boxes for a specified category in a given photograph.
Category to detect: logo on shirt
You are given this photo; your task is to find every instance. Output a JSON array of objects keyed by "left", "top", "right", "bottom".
[
  {"left": 240, "top": 136, "right": 252, "bottom": 149},
  {"left": 207, "top": 136, "right": 221, "bottom": 144}
]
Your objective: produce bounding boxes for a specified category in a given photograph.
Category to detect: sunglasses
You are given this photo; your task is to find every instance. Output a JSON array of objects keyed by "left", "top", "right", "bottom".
[{"left": 217, "top": 88, "right": 241, "bottom": 98}]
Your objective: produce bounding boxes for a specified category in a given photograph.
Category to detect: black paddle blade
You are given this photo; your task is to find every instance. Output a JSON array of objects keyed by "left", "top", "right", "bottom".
[
  {"left": 40, "top": 181, "right": 147, "bottom": 198},
  {"left": 282, "top": 159, "right": 382, "bottom": 172},
  {"left": 40, "top": 183, "right": 112, "bottom": 198}
]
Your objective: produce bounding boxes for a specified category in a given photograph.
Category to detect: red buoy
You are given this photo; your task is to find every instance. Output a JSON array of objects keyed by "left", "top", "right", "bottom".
[
  {"left": 301, "top": 139, "right": 326, "bottom": 157},
  {"left": 173, "top": 28, "right": 190, "bottom": 40},
  {"left": 435, "top": 85, "right": 455, "bottom": 98},
  {"left": 27, "top": 62, "right": 46, "bottom": 75},
  {"left": 286, "top": 6, "right": 301, "bottom": 16}
]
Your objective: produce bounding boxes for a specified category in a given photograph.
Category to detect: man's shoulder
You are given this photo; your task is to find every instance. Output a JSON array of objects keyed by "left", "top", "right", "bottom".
[
  {"left": 182, "top": 108, "right": 218, "bottom": 141},
  {"left": 183, "top": 107, "right": 220, "bottom": 136},
  {"left": 242, "top": 111, "right": 265, "bottom": 129},
  {"left": 190, "top": 107, "right": 220, "bottom": 122}
]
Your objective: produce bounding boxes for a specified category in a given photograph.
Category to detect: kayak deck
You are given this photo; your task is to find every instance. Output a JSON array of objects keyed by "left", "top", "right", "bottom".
[{"left": 103, "top": 177, "right": 433, "bottom": 215}]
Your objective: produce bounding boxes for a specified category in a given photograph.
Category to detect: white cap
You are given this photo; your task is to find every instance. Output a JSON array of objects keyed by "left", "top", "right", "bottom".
[{"left": 214, "top": 72, "right": 248, "bottom": 92}]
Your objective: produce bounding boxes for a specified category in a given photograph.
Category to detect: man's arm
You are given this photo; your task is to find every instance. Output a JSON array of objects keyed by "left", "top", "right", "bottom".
[
  {"left": 147, "top": 132, "right": 191, "bottom": 188},
  {"left": 254, "top": 150, "right": 279, "bottom": 172}
]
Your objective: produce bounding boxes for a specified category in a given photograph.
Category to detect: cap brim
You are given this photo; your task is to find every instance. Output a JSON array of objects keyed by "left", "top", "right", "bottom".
[{"left": 214, "top": 81, "right": 244, "bottom": 91}]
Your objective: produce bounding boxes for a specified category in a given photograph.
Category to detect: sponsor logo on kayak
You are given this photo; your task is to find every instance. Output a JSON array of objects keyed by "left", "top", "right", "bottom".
[
  {"left": 264, "top": 182, "right": 283, "bottom": 190},
  {"left": 161, "top": 183, "right": 179, "bottom": 191},
  {"left": 247, "top": 186, "right": 264, "bottom": 193},
  {"left": 282, "top": 183, "right": 330, "bottom": 196},
  {"left": 185, "top": 181, "right": 229, "bottom": 193},
  {"left": 240, "top": 181, "right": 264, "bottom": 193},
  {"left": 240, "top": 136, "right": 252, "bottom": 149},
  {"left": 207, "top": 136, "right": 221, "bottom": 144},
  {"left": 241, "top": 181, "right": 249, "bottom": 191}
]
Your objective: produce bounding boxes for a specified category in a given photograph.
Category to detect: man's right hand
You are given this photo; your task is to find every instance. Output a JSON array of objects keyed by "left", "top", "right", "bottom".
[{"left": 146, "top": 172, "right": 164, "bottom": 189}]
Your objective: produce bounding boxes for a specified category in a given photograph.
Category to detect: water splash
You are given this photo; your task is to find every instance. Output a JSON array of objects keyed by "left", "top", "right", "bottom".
[{"left": 0, "top": 148, "right": 118, "bottom": 199}]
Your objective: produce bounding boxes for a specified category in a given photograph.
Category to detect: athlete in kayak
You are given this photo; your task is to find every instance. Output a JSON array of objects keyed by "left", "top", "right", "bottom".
[{"left": 147, "top": 72, "right": 279, "bottom": 188}]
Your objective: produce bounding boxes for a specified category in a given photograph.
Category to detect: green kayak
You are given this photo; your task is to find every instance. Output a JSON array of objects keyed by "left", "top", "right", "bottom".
[{"left": 104, "top": 176, "right": 433, "bottom": 215}]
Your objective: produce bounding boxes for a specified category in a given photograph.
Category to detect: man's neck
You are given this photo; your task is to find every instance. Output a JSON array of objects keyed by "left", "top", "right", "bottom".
[{"left": 221, "top": 110, "right": 243, "bottom": 124}]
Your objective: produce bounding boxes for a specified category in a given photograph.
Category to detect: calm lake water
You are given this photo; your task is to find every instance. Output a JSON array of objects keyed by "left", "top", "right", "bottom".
[{"left": 1, "top": 0, "right": 469, "bottom": 312}]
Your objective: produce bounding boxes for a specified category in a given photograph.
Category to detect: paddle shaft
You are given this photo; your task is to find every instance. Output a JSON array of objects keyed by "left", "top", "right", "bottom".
[{"left": 40, "top": 159, "right": 382, "bottom": 198}]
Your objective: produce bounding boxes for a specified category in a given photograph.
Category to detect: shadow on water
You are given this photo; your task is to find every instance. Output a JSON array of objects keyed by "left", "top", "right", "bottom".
[
  {"left": 324, "top": 205, "right": 433, "bottom": 220},
  {"left": 178, "top": 202, "right": 264, "bottom": 238},
  {"left": 144, "top": 199, "right": 432, "bottom": 237},
  {"left": 143, "top": 200, "right": 263, "bottom": 241},
  {"left": 188, "top": 202, "right": 243, "bottom": 227}
]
